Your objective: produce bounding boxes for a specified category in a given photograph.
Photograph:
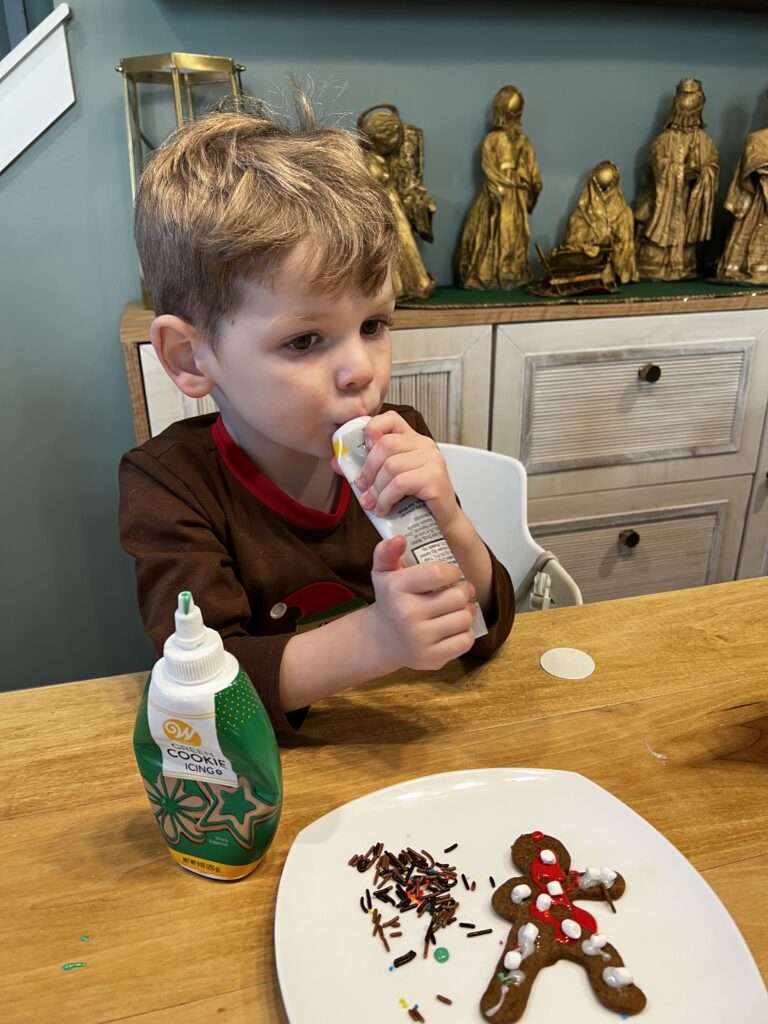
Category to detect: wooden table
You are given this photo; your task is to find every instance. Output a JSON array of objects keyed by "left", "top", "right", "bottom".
[{"left": 3, "top": 579, "right": 767, "bottom": 1022}]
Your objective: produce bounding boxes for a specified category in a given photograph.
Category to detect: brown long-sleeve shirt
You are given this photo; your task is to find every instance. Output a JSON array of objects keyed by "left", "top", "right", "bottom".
[{"left": 119, "top": 404, "right": 514, "bottom": 735}]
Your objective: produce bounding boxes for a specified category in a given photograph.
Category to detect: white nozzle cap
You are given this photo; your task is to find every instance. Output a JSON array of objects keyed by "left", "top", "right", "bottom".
[
  {"left": 162, "top": 591, "right": 226, "bottom": 684},
  {"left": 332, "top": 417, "right": 372, "bottom": 487}
]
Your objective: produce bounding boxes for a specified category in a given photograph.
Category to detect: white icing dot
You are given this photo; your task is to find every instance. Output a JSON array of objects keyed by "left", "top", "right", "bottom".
[
  {"left": 546, "top": 880, "right": 563, "bottom": 896},
  {"left": 601, "top": 867, "right": 617, "bottom": 886},
  {"left": 535, "top": 893, "right": 552, "bottom": 912},
  {"left": 562, "top": 919, "right": 582, "bottom": 939},
  {"left": 511, "top": 883, "right": 532, "bottom": 904},
  {"left": 539, "top": 849, "right": 556, "bottom": 864},
  {"left": 504, "top": 950, "right": 522, "bottom": 970},
  {"left": 603, "top": 966, "right": 633, "bottom": 989},
  {"left": 589, "top": 933, "right": 607, "bottom": 949},
  {"left": 518, "top": 922, "right": 539, "bottom": 960}
]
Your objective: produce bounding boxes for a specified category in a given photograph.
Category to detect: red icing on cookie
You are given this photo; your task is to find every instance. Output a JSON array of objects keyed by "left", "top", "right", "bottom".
[{"left": 529, "top": 845, "right": 597, "bottom": 943}]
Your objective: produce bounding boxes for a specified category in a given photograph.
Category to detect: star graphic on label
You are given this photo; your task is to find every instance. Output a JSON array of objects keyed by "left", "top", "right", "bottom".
[{"left": 197, "top": 776, "right": 280, "bottom": 849}]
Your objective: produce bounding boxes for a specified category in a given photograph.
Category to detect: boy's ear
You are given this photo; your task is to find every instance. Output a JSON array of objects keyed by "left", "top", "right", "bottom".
[{"left": 150, "top": 315, "right": 215, "bottom": 399}]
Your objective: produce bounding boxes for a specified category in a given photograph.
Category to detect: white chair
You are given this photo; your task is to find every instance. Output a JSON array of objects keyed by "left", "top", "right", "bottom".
[{"left": 438, "top": 443, "right": 582, "bottom": 611}]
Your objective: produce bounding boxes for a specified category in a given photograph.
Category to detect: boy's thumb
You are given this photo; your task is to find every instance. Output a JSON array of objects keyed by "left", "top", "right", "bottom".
[{"left": 372, "top": 536, "right": 407, "bottom": 573}]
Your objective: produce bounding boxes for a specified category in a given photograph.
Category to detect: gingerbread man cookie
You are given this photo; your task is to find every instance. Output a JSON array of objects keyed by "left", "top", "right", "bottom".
[{"left": 480, "top": 831, "right": 646, "bottom": 1021}]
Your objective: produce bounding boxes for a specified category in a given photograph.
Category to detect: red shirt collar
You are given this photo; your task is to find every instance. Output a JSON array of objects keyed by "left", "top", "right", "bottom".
[{"left": 211, "top": 415, "right": 351, "bottom": 529}]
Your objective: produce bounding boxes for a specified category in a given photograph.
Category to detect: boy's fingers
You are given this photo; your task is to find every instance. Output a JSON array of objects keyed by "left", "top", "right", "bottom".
[
  {"left": 364, "top": 410, "right": 409, "bottom": 450},
  {"left": 395, "top": 561, "right": 463, "bottom": 594},
  {"left": 372, "top": 536, "right": 407, "bottom": 573}
]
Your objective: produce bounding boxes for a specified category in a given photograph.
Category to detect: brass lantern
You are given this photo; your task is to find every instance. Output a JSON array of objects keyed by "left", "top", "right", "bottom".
[{"left": 115, "top": 52, "right": 245, "bottom": 203}]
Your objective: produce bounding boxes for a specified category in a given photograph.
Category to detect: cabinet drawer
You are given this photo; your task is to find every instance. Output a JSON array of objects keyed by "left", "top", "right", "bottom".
[
  {"left": 493, "top": 311, "right": 768, "bottom": 489},
  {"left": 522, "top": 342, "right": 751, "bottom": 472},
  {"left": 529, "top": 477, "right": 751, "bottom": 603}
]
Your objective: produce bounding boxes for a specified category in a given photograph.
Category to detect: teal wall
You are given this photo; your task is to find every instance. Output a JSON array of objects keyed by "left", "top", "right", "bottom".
[{"left": 3, "top": 0, "right": 768, "bottom": 690}]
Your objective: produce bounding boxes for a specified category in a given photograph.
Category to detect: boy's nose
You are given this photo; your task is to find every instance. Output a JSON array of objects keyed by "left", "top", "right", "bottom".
[{"left": 336, "top": 339, "right": 375, "bottom": 391}]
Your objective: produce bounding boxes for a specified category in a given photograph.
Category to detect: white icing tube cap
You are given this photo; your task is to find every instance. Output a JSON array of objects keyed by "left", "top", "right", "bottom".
[
  {"left": 603, "top": 966, "right": 634, "bottom": 988},
  {"left": 162, "top": 591, "right": 226, "bottom": 684}
]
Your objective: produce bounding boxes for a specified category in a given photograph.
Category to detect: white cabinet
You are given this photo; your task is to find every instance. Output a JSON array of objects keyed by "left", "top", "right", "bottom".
[{"left": 491, "top": 310, "right": 768, "bottom": 599}]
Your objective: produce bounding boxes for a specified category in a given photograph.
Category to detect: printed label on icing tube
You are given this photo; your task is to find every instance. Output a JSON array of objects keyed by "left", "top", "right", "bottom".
[
  {"left": 332, "top": 417, "right": 487, "bottom": 639},
  {"left": 147, "top": 694, "right": 238, "bottom": 787}
]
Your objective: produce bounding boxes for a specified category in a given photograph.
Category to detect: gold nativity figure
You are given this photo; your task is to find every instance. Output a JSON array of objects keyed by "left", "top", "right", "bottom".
[
  {"left": 563, "top": 161, "right": 638, "bottom": 284},
  {"left": 357, "top": 105, "right": 436, "bottom": 300},
  {"left": 634, "top": 79, "right": 719, "bottom": 281},
  {"left": 717, "top": 123, "right": 768, "bottom": 284},
  {"left": 456, "top": 85, "right": 542, "bottom": 290}
]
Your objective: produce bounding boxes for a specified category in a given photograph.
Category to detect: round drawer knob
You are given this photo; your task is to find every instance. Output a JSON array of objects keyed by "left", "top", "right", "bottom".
[
  {"left": 638, "top": 363, "right": 662, "bottom": 383},
  {"left": 619, "top": 529, "right": 640, "bottom": 548}
]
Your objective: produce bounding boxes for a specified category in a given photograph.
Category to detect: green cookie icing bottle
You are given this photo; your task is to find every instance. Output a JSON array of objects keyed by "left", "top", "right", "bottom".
[{"left": 133, "top": 591, "right": 282, "bottom": 880}]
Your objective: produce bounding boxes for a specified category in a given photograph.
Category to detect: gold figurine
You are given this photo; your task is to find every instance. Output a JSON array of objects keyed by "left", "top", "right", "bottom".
[
  {"left": 456, "top": 86, "right": 542, "bottom": 290},
  {"left": 530, "top": 161, "right": 636, "bottom": 297},
  {"left": 716, "top": 117, "right": 768, "bottom": 284},
  {"left": 635, "top": 79, "right": 719, "bottom": 281},
  {"left": 357, "top": 105, "right": 436, "bottom": 300},
  {"left": 563, "top": 161, "right": 638, "bottom": 284}
]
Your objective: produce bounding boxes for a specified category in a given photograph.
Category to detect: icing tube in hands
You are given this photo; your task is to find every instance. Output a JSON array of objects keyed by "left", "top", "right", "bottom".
[{"left": 332, "top": 416, "right": 487, "bottom": 639}]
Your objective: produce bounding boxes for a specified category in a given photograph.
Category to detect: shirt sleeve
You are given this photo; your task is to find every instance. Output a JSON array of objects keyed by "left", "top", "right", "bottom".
[{"left": 118, "top": 449, "right": 305, "bottom": 736}]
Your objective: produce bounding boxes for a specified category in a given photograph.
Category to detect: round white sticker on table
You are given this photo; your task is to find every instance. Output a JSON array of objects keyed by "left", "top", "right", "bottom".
[{"left": 540, "top": 647, "right": 595, "bottom": 680}]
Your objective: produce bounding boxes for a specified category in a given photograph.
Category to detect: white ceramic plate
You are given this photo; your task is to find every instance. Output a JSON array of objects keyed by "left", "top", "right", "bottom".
[{"left": 275, "top": 769, "right": 766, "bottom": 1023}]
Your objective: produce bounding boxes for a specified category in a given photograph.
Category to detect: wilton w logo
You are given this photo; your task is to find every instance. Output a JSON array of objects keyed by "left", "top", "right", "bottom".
[{"left": 162, "top": 718, "right": 202, "bottom": 745}]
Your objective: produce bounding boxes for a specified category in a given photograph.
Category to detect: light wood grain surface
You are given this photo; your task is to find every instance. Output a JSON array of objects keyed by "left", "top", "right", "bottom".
[
  {"left": 120, "top": 293, "right": 768, "bottom": 343},
  {"left": 2, "top": 579, "right": 767, "bottom": 1023}
]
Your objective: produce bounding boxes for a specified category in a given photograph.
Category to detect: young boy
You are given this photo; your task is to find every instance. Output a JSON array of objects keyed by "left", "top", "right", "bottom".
[{"left": 119, "top": 106, "right": 514, "bottom": 735}]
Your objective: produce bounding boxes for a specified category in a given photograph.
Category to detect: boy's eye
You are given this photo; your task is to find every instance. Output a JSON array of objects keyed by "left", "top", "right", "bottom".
[
  {"left": 287, "top": 333, "right": 321, "bottom": 353},
  {"left": 360, "top": 317, "right": 393, "bottom": 337}
]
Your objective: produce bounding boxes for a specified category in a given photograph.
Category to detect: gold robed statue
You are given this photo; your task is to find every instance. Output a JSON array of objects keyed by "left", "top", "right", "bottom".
[
  {"left": 716, "top": 120, "right": 768, "bottom": 284},
  {"left": 563, "top": 161, "right": 638, "bottom": 283},
  {"left": 456, "top": 86, "right": 542, "bottom": 290},
  {"left": 357, "top": 105, "right": 436, "bottom": 300},
  {"left": 635, "top": 79, "right": 719, "bottom": 280},
  {"left": 530, "top": 161, "right": 637, "bottom": 297}
]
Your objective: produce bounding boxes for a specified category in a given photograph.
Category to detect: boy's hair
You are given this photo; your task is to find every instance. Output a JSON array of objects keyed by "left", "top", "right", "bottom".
[{"left": 134, "top": 101, "right": 398, "bottom": 349}]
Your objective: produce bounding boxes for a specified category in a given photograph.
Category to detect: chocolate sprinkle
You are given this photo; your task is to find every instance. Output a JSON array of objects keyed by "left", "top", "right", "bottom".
[
  {"left": 393, "top": 950, "right": 417, "bottom": 968},
  {"left": 459, "top": 922, "right": 476, "bottom": 928},
  {"left": 461, "top": 873, "right": 469, "bottom": 890},
  {"left": 443, "top": 842, "right": 458, "bottom": 853},
  {"left": 467, "top": 928, "right": 492, "bottom": 937},
  {"left": 409, "top": 1009, "right": 425, "bottom": 1022},
  {"left": 436, "top": 994, "right": 453, "bottom": 1005},
  {"left": 601, "top": 882, "right": 617, "bottom": 914},
  {"left": 489, "top": 876, "right": 496, "bottom": 888},
  {"left": 359, "top": 896, "right": 368, "bottom": 914}
]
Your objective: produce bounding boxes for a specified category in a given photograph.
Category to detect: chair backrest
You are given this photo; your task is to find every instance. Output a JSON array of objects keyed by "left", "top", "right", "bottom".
[{"left": 438, "top": 442, "right": 543, "bottom": 595}]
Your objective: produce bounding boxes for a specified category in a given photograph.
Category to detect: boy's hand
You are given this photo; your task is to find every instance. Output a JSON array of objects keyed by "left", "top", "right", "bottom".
[
  {"left": 353, "top": 410, "right": 460, "bottom": 533},
  {"left": 363, "top": 536, "right": 476, "bottom": 672}
]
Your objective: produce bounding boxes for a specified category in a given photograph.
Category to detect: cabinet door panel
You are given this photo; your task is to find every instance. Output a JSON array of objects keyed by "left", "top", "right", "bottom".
[
  {"left": 493, "top": 311, "right": 768, "bottom": 493},
  {"left": 529, "top": 477, "right": 751, "bottom": 603}
]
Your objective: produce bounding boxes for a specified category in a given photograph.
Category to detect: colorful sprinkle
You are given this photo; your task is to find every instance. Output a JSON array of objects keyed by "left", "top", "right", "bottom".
[
  {"left": 61, "top": 962, "right": 87, "bottom": 971},
  {"left": 434, "top": 946, "right": 450, "bottom": 963},
  {"left": 79, "top": 936, "right": 89, "bottom": 943}
]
